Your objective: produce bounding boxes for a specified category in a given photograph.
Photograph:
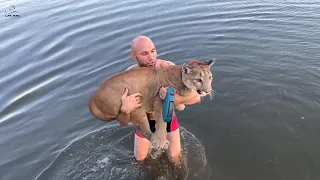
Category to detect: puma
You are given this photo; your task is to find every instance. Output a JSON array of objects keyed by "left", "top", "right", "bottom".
[{"left": 88, "top": 59, "right": 215, "bottom": 149}]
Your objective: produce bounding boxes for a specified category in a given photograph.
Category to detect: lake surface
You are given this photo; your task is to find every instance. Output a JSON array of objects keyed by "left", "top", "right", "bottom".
[{"left": 1, "top": 0, "right": 320, "bottom": 179}]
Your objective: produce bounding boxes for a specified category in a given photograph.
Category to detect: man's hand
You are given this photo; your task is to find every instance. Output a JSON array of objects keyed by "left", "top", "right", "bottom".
[
  {"left": 159, "top": 86, "right": 168, "bottom": 100},
  {"left": 120, "top": 88, "right": 143, "bottom": 114}
]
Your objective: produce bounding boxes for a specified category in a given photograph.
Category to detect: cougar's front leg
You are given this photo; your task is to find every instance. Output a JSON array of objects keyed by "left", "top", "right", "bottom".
[
  {"left": 130, "top": 108, "right": 153, "bottom": 141},
  {"left": 152, "top": 96, "right": 170, "bottom": 149},
  {"left": 174, "top": 88, "right": 192, "bottom": 111},
  {"left": 174, "top": 104, "right": 185, "bottom": 111}
]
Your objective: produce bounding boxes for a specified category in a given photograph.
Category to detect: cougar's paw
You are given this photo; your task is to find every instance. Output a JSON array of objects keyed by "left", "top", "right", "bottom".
[
  {"left": 175, "top": 104, "right": 185, "bottom": 111},
  {"left": 151, "top": 133, "right": 169, "bottom": 150}
]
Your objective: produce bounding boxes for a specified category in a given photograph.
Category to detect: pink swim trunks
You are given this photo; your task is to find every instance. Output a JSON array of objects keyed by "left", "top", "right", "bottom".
[{"left": 135, "top": 114, "right": 179, "bottom": 138}]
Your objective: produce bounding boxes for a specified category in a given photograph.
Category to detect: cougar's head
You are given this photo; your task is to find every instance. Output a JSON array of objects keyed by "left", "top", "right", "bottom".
[{"left": 181, "top": 59, "right": 215, "bottom": 97}]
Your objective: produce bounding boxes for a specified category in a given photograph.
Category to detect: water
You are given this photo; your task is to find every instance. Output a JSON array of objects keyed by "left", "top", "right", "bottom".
[
  {"left": 34, "top": 125, "right": 211, "bottom": 180},
  {"left": 1, "top": 0, "right": 319, "bottom": 179}
]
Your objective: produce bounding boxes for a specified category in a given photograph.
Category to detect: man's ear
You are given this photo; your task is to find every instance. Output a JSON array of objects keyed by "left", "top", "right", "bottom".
[
  {"left": 204, "top": 58, "right": 215, "bottom": 68},
  {"left": 130, "top": 52, "right": 137, "bottom": 61}
]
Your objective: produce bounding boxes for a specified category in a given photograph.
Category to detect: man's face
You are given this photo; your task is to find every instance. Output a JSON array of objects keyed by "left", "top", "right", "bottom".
[{"left": 131, "top": 41, "right": 157, "bottom": 67}]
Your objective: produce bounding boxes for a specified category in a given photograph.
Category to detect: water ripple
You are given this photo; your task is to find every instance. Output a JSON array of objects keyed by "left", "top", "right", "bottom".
[{"left": 1, "top": 0, "right": 320, "bottom": 180}]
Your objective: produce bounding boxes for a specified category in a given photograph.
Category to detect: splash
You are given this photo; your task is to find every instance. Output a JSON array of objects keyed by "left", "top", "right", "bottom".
[{"left": 35, "top": 124, "right": 211, "bottom": 180}]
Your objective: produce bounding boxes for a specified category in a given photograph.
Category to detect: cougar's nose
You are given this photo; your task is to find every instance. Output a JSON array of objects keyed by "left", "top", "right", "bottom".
[
  {"left": 204, "top": 89, "right": 212, "bottom": 94},
  {"left": 197, "top": 90, "right": 211, "bottom": 94}
]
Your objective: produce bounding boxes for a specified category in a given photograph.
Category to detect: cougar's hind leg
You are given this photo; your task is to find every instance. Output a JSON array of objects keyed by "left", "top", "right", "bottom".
[
  {"left": 152, "top": 96, "right": 170, "bottom": 149},
  {"left": 89, "top": 96, "right": 116, "bottom": 121},
  {"left": 130, "top": 108, "right": 153, "bottom": 141}
]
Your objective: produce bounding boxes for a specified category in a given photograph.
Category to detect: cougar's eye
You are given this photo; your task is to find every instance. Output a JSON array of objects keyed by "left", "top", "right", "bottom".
[{"left": 196, "top": 79, "right": 202, "bottom": 82}]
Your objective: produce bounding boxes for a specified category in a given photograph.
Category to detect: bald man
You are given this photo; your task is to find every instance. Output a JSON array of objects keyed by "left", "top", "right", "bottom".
[{"left": 116, "top": 36, "right": 200, "bottom": 164}]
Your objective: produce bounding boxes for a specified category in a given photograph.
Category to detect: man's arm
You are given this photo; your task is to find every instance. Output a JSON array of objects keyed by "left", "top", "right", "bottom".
[
  {"left": 159, "top": 87, "right": 201, "bottom": 105},
  {"left": 116, "top": 110, "right": 131, "bottom": 126},
  {"left": 174, "top": 90, "right": 201, "bottom": 105}
]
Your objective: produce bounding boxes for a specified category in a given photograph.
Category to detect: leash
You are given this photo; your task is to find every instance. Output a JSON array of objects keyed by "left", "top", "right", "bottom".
[{"left": 162, "top": 87, "right": 175, "bottom": 123}]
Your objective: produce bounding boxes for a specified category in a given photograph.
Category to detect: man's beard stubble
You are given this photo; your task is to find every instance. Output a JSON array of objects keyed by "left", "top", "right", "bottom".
[{"left": 138, "top": 59, "right": 157, "bottom": 68}]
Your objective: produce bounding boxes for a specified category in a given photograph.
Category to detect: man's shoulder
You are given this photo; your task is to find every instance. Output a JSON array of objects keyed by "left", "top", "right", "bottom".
[
  {"left": 157, "top": 59, "right": 175, "bottom": 65},
  {"left": 156, "top": 59, "right": 175, "bottom": 68},
  {"left": 125, "top": 64, "right": 138, "bottom": 71}
]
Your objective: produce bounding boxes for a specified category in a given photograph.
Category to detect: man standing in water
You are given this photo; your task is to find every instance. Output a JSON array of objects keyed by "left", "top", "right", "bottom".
[{"left": 116, "top": 35, "right": 201, "bottom": 164}]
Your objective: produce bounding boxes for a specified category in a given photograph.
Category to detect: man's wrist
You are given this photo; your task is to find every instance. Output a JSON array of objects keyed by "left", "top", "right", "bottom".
[{"left": 120, "top": 107, "right": 130, "bottom": 114}]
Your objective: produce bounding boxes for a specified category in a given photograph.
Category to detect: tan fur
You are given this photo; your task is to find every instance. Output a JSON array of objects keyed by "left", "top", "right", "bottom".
[{"left": 89, "top": 59, "right": 215, "bottom": 149}]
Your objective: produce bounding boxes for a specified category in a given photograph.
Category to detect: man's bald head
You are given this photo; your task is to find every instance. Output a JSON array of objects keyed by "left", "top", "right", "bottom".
[
  {"left": 130, "top": 36, "right": 158, "bottom": 67},
  {"left": 131, "top": 36, "right": 154, "bottom": 54}
]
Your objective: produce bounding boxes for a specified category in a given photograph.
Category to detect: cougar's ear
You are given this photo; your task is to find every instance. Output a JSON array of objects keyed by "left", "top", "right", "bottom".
[
  {"left": 182, "top": 64, "right": 192, "bottom": 74},
  {"left": 204, "top": 58, "right": 215, "bottom": 68}
]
